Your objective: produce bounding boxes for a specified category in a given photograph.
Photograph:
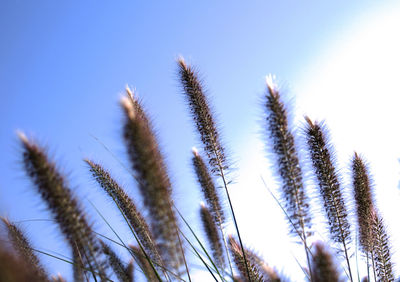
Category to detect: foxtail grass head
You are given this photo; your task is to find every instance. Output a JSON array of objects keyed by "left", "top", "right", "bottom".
[
  {"left": 178, "top": 58, "right": 227, "bottom": 175},
  {"left": 228, "top": 235, "right": 264, "bottom": 282},
  {"left": 200, "top": 203, "right": 225, "bottom": 268},
  {"left": 311, "top": 242, "right": 340, "bottom": 282},
  {"left": 304, "top": 118, "right": 351, "bottom": 245},
  {"left": 352, "top": 153, "right": 375, "bottom": 254},
  {"left": 1, "top": 218, "right": 49, "bottom": 281},
  {"left": 192, "top": 148, "right": 225, "bottom": 225},
  {"left": 264, "top": 79, "right": 311, "bottom": 238},
  {"left": 120, "top": 88, "right": 184, "bottom": 273},
  {"left": 85, "top": 159, "right": 163, "bottom": 268},
  {"left": 371, "top": 210, "right": 394, "bottom": 281},
  {"left": 18, "top": 132, "right": 108, "bottom": 280}
]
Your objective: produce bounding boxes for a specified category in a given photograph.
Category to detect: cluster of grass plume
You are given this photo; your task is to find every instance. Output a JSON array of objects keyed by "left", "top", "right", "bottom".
[{"left": 0, "top": 58, "right": 397, "bottom": 281}]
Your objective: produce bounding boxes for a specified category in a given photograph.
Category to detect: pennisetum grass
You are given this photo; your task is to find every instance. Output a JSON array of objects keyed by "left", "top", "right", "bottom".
[
  {"left": 120, "top": 87, "right": 187, "bottom": 277},
  {"left": 264, "top": 75, "right": 313, "bottom": 280},
  {"left": 371, "top": 210, "right": 394, "bottom": 281},
  {"left": 17, "top": 132, "right": 109, "bottom": 281},
  {"left": 311, "top": 242, "right": 340, "bottom": 282},
  {"left": 228, "top": 236, "right": 264, "bottom": 282},
  {"left": 101, "top": 241, "right": 133, "bottom": 282},
  {"left": 178, "top": 57, "right": 251, "bottom": 281},
  {"left": 199, "top": 202, "right": 225, "bottom": 270},
  {"left": 352, "top": 153, "right": 377, "bottom": 281},
  {"left": 304, "top": 118, "right": 352, "bottom": 281},
  {"left": 85, "top": 159, "right": 164, "bottom": 272},
  {"left": 130, "top": 245, "right": 159, "bottom": 281},
  {"left": 2, "top": 58, "right": 400, "bottom": 281},
  {"left": 1, "top": 217, "right": 49, "bottom": 281},
  {"left": 192, "top": 147, "right": 232, "bottom": 275},
  {"left": 0, "top": 244, "right": 43, "bottom": 282}
]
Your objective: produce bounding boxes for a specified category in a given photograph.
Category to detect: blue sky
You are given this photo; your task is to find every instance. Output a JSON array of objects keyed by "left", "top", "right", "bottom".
[{"left": 1, "top": 1, "right": 399, "bottom": 281}]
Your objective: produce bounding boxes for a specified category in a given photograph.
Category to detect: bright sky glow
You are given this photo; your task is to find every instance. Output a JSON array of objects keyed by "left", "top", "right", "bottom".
[
  {"left": 1, "top": 1, "right": 400, "bottom": 281},
  {"left": 232, "top": 3, "right": 400, "bottom": 280}
]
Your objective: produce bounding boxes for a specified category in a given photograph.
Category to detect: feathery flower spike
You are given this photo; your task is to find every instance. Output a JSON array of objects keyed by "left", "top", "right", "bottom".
[
  {"left": 264, "top": 77, "right": 312, "bottom": 280},
  {"left": 352, "top": 153, "right": 375, "bottom": 254},
  {"left": 121, "top": 88, "right": 184, "bottom": 273},
  {"left": 86, "top": 159, "right": 162, "bottom": 268},
  {"left": 305, "top": 117, "right": 352, "bottom": 281},
  {"left": 178, "top": 58, "right": 227, "bottom": 174},
  {"left": 312, "top": 242, "right": 340, "bottom": 282},
  {"left": 371, "top": 210, "right": 394, "bottom": 282},
  {"left": 1, "top": 218, "right": 49, "bottom": 281},
  {"left": 101, "top": 241, "right": 132, "bottom": 282},
  {"left": 130, "top": 245, "right": 159, "bottom": 282},
  {"left": 18, "top": 132, "right": 108, "bottom": 281},
  {"left": 228, "top": 236, "right": 265, "bottom": 282},
  {"left": 192, "top": 148, "right": 225, "bottom": 224},
  {"left": 200, "top": 203, "right": 225, "bottom": 268},
  {"left": 244, "top": 248, "right": 282, "bottom": 282},
  {"left": 179, "top": 57, "right": 250, "bottom": 280}
]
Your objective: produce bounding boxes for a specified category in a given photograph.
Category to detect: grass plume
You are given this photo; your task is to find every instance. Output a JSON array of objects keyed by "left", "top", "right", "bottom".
[
  {"left": 130, "top": 245, "right": 159, "bottom": 281},
  {"left": 101, "top": 241, "right": 133, "bottom": 282},
  {"left": 18, "top": 132, "right": 108, "bottom": 281},
  {"left": 1, "top": 217, "right": 49, "bottom": 281},
  {"left": 120, "top": 88, "right": 185, "bottom": 274},
  {"left": 4, "top": 59, "right": 400, "bottom": 281},
  {"left": 85, "top": 159, "right": 162, "bottom": 268},
  {"left": 228, "top": 236, "right": 264, "bottom": 282},
  {"left": 311, "top": 242, "right": 340, "bottom": 282},
  {"left": 179, "top": 57, "right": 250, "bottom": 281},
  {"left": 264, "top": 76, "right": 312, "bottom": 279},
  {"left": 352, "top": 153, "right": 375, "bottom": 254},
  {"left": 304, "top": 117, "right": 352, "bottom": 281},
  {"left": 200, "top": 202, "right": 225, "bottom": 269},
  {"left": 371, "top": 210, "right": 394, "bottom": 282}
]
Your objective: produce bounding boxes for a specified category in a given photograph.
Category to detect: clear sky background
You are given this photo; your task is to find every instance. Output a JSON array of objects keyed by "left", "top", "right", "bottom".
[{"left": 1, "top": 1, "right": 400, "bottom": 281}]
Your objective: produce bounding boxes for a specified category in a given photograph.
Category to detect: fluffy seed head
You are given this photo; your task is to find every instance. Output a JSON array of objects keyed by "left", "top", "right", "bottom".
[
  {"left": 228, "top": 236, "right": 264, "bottom": 282},
  {"left": 178, "top": 58, "right": 227, "bottom": 175},
  {"left": 200, "top": 204, "right": 225, "bottom": 268},
  {"left": 1, "top": 218, "right": 49, "bottom": 281},
  {"left": 265, "top": 83, "right": 311, "bottom": 237},
  {"left": 18, "top": 133, "right": 108, "bottom": 280},
  {"left": 192, "top": 150, "right": 225, "bottom": 225},
  {"left": 121, "top": 91, "right": 183, "bottom": 272},
  {"left": 312, "top": 242, "right": 340, "bottom": 282},
  {"left": 352, "top": 153, "right": 375, "bottom": 253},
  {"left": 305, "top": 118, "right": 350, "bottom": 245}
]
